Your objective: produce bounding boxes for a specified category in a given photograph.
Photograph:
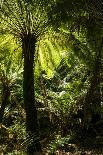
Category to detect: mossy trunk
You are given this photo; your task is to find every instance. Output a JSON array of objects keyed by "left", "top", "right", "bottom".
[{"left": 22, "top": 34, "right": 41, "bottom": 154}]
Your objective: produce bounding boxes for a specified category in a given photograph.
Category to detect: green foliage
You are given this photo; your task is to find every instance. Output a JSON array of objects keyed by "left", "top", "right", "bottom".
[
  {"left": 0, "top": 0, "right": 54, "bottom": 37},
  {"left": 39, "top": 51, "right": 88, "bottom": 114},
  {"left": 0, "top": 34, "right": 23, "bottom": 104},
  {"left": 48, "top": 135, "right": 70, "bottom": 154},
  {"left": 0, "top": 0, "right": 103, "bottom": 154},
  {"left": 7, "top": 151, "right": 26, "bottom": 155},
  {"left": 0, "top": 34, "right": 22, "bottom": 76},
  {"left": 8, "top": 122, "right": 26, "bottom": 141}
]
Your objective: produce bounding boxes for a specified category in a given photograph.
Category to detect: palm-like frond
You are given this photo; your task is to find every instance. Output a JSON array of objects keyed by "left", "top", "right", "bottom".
[{"left": 0, "top": 0, "right": 51, "bottom": 39}]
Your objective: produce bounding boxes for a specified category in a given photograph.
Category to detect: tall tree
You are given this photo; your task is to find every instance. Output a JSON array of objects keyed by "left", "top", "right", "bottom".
[{"left": 0, "top": 0, "right": 53, "bottom": 154}]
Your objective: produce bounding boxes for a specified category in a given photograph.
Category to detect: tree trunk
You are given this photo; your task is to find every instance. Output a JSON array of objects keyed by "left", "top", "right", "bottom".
[
  {"left": 22, "top": 34, "right": 41, "bottom": 154},
  {"left": 0, "top": 83, "right": 10, "bottom": 123},
  {"left": 83, "top": 37, "right": 103, "bottom": 128}
]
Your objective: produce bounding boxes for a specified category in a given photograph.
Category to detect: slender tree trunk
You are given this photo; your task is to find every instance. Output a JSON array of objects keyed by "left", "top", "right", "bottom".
[
  {"left": 91, "top": 39, "right": 102, "bottom": 116},
  {"left": 22, "top": 34, "right": 41, "bottom": 154},
  {"left": 83, "top": 38, "right": 103, "bottom": 128},
  {"left": 0, "top": 83, "right": 10, "bottom": 124}
]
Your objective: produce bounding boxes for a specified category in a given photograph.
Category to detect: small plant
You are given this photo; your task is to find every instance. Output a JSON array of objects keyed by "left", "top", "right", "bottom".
[{"left": 47, "top": 135, "right": 71, "bottom": 154}]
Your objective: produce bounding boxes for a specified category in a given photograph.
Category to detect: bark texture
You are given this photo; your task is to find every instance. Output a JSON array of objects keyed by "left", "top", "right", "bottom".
[{"left": 22, "top": 34, "right": 41, "bottom": 154}]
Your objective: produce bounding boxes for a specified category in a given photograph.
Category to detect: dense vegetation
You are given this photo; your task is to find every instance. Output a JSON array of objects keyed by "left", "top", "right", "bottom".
[{"left": 0, "top": 0, "right": 103, "bottom": 154}]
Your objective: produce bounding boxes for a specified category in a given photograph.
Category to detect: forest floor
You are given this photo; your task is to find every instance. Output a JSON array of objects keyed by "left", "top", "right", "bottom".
[
  {"left": 44, "top": 144, "right": 103, "bottom": 155},
  {"left": 52, "top": 150, "right": 103, "bottom": 155}
]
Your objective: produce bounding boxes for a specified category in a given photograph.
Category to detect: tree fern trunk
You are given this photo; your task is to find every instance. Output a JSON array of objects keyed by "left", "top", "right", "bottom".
[{"left": 22, "top": 34, "right": 41, "bottom": 154}]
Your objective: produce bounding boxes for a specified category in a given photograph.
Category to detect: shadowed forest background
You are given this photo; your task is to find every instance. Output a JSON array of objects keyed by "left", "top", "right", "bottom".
[{"left": 0, "top": 0, "right": 103, "bottom": 155}]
